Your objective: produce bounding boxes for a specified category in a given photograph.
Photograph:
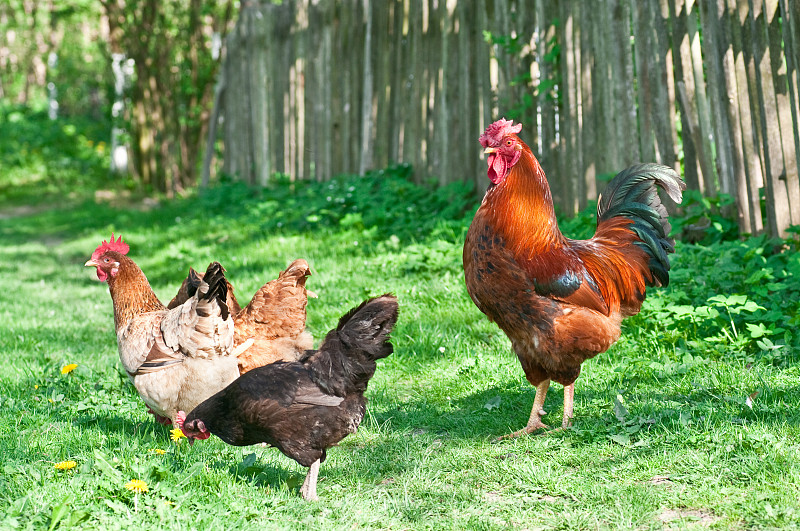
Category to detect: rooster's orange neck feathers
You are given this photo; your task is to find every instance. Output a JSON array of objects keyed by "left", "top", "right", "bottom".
[
  {"left": 482, "top": 144, "right": 565, "bottom": 255},
  {"left": 106, "top": 255, "right": 165, "bottom": 329}
]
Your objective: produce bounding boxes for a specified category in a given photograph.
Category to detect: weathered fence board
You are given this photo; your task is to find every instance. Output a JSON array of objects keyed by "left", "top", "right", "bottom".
[{"left": 220, "top": 0, "right": 800, "bottom": 238}]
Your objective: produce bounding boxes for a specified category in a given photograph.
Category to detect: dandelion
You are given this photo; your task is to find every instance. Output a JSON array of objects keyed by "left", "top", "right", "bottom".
[
  {"left": 150, "top": 448, "right": 167, "bottom": 455},
  {"left": 170, "top": 428, "right": 186, "bottom": 442},
  {"left": 61, "top": 364, "right": 78, "bottom": 375},
  {"left": 54, "top": 460, "right": 77, "bottom": 471},
  {"left": 125, "top": 479, "right": 148, "bottom": 494}
]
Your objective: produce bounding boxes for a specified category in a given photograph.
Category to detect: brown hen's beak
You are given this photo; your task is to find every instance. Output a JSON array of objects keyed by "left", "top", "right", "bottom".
[
  {"left": 484, "top": 147, "right": 497, "bottom": 154},
  {"left": 84, "top": 259, "right": 97, "bottom": 267}
]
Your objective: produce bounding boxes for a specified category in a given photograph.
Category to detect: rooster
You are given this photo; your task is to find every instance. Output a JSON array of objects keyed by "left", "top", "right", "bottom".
[
  {"left": 86, "top": 235, "right": 238, "bottom": 427},
  {"left": 167, "top": 259, "right": 315, "bottom": 374},
  {"left": 463, "top": 119, "right": 684, "bottom": 438},
  {"left": 178, "top": 294, "right": 399, "bottom": 501}
]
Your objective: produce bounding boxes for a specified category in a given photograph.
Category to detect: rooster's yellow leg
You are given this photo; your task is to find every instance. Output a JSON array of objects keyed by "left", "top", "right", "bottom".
[
  {"left": 562, "top": 383, "right": 574, "bottom": 428},
  {"left": 498, "top": 379, "right": 551, "bottom": 440}
]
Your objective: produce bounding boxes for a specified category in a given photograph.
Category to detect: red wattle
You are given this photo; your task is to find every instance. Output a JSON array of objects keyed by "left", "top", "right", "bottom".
[{"left": 487, "top": 153, "right": 507, "bottom": 184}]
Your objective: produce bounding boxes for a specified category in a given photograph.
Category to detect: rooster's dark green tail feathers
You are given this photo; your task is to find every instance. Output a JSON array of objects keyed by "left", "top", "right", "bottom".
[{"left": 597, "top": 163, "right": 685, "bottom": 287}]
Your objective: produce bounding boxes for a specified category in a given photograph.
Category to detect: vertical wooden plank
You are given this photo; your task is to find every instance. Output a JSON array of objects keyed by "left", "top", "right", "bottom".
[
  {"left": 579, "top": 0, "right": 597, "bottom": 194},
  {"left": 388, "top": 0, "right": 403, "bottom": 165},
  {"left": 632, "top": 0, "right": 657, "bottom": 164},
  {"left": 699, "top": 0, "right": 737, "bottom": 200},
  {"left": 455, "top": 0, "right": 472, "bottom": 187},
  {"left": 669, "top": 0, "right": 701, "bottom": 190},
  {"left": 372, "top": 1, "right": 389, "bottom": 171},
  {"left": 655, "top": 0, "right": 679, "bottom": 170},
  {"left": 571, "top": 3, "right": 593, "bottom": 206},
  {"left": 687, "top": 0, "right": 718, "bottom": 193},
  {"left": 775, "top": 0, "right": 800, "bottom": 226},
  {"left": 536, "top": 0, "right": 557, "bottom": 177},
  {"left": 779, "top": 0, "right": 800, "bottom": 222},
  {"left": 591, "top": 0, "right": 613, "bottom": 177},
  {"left": 321, "top": 3, "right": 333, "bottom": 180},
  {"left": 719, "top": 0, "right": 754, "bottom": 233},
  {"left": 358, "top": 0, "right": 373, "bottom": 175},
  {"left": 475, "top": 0, "right": 494, "bottom": 192},
  {"left": 559, "top": 0, "right": 579, "bottom": 211},
  {"left": 752, "top": 0, "right": 793, "bottom": 236},
  {"left": 611, "top": 0, "right": 637, "bottom": 168},
  {"left": 729, "top": 0, "right": 764, "bottom": 233}
]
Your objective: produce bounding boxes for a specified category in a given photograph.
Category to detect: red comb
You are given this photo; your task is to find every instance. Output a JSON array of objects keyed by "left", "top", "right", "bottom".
[
  {"left": 91, "top": 233, "right": 130, "bottom": 261},
  {"left": 479, "top": 118, "right": 523, "bottom": 147}
]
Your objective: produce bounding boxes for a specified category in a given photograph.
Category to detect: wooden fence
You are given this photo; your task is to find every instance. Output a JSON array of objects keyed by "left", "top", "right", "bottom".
[{"left": 220, "top": 0, "right": 800, "bottom": 237}]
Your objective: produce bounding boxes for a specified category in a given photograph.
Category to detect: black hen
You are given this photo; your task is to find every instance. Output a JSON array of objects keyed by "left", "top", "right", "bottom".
[{"left": 178, "top": 294, "right": 399, "bottom": 500}]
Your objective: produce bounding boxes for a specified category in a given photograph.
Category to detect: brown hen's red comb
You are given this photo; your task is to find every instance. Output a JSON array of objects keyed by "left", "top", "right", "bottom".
[
  {"left": 91, "top": 233, "right": 129, "bottom": 261},
  {"left": 479, "top": 118, "right": 523, "bottom": 147}
]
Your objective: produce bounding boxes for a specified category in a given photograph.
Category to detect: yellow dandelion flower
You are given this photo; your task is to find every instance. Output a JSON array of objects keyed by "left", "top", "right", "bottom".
[
  {"left": 170, "top": 428, "right": 186, "bottom": 442},
  {"left": 125, "top": 479, "right": 148, "bottom": 494},
  {"left": 61, "top": 364, "right": 78, "bottom": 375},
  {"left": 34, "top": 385, "right": 39, "bottom": 389},
  {"left": 150, "top": 448, "right": 167, "bottom": 455},
  {"left": 54, "top": 460, "right": 77, "bottom": 471}
]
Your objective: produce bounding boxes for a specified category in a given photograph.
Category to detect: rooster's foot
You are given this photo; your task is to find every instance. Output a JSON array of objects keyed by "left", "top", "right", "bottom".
[{"left": 496, "top": 420, "right": 550, "bottom": 441}]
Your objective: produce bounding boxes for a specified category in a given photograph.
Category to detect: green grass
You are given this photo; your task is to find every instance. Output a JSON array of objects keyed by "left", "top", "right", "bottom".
[{"left": 1, "top": 110, "right": 800, "bottom": 530}]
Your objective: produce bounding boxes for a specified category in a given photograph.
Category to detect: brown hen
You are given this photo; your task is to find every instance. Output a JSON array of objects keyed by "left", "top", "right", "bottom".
[{"left": 168, "top": 259, "right": 314, "bottom": 374}]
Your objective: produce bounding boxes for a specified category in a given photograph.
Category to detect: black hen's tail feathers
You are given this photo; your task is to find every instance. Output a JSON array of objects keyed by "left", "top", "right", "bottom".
[
  {"left": 597, "top": 164, "right": 685, "bottom": 287},
  {"left": 198, "top": 261, "right": 230, "bottom": 320},
  {"left": 307, "top": 294, "right": 399, "bottom": 397}
]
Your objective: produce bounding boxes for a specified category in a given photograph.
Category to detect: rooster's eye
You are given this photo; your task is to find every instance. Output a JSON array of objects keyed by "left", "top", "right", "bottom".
[
  {"left": 103, "top": 258, "right": 110, "bottom": 263},
  {"left": 505, "top": 140, "right": 513, "bottom": 146}
]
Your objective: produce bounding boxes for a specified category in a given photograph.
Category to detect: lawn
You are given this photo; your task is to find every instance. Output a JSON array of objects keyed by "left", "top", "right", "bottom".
[{"left": 1, "top": 107, "right": 799, "bottom": 530}]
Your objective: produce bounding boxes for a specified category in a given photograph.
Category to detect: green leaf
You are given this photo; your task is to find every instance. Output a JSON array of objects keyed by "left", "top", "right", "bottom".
[
  {"left": 746, "top": 323, "right": 768, "bottom": 339},
  {"left": 483, "top": 396, "right": 502, "bottom": 410},
  {"left": 612, "top": 394, "right": 628, "bottom": 422},
  {"left": 608, "top": 433, "right": 631, "bottom": 446},
  {"left": 92, "top": 450, "right": 122, "bottom": 482},
  {"left": 48, "top": 497, "right": 72, "bottom": 531}
]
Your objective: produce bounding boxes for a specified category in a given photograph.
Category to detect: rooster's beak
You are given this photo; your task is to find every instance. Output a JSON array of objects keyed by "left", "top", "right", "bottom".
[
  {"left": 84, "top": 259, "right": 97, "bottom": 267},
  {"left": 484, "top": 147, "right": 497, "bottom": 154}
]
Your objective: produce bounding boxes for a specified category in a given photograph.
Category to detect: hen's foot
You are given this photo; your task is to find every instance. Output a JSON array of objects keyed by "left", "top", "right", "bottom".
[
  {"left": 299, "top": 459, "right": 320, "bottom": 501},
  {"left": 146, "top": 407, "right": 172, "bottom": 426}
]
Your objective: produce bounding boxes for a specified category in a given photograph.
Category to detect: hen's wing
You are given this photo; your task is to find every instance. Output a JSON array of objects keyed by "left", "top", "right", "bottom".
[{"left": 234, "top": 259, "right": 313, "bottom": 372}]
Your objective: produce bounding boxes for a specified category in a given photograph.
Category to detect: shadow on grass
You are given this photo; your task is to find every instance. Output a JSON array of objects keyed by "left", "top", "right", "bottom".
[{"left": 369, "top": 375, "right": 800, "bottom": 447}]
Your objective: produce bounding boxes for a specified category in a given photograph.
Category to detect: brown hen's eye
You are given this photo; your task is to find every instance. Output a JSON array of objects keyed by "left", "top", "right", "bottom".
[{"left": 506, "top": 140, "right": 513, "bottom": 146}]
